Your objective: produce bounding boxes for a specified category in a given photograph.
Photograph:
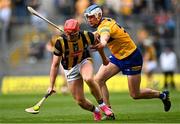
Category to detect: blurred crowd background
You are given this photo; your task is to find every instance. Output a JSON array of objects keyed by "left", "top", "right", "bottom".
[{"left": 0, "top": 0, "right": 180, "bottom": 79}]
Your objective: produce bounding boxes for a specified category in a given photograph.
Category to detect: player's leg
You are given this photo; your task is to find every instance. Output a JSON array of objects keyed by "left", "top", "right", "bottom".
[
  {"left": 68, "top": 78, "right": 101, "bottom": 121},
  {"left": 80, "top": 60, "right": 101, "bottom": 101},
  {"left": 120, "top": 48, "right": 159, "bottom": 99},
  {"left": 127, "top": 74, "right": 171, "bottom": 111},
  {"left": 124, "top": 49, "right": 171, "bottom": 111},
  {"left": 80, "top": 59, "right": 113, "bottom": 116},
  {"left": 94, "top": 62, "right": 120, "bottom": 106},
  {"left": 94, "top": 62, "right": 120, "bottom": 120},
  {"left": 64, "top": 64, "right": 95, "bottom": 111},
  {"left": 68, "top": 78, "right": 93, "bottom": 110},
  {"left": 127, "top": 74, "right": 160, "bottom": 99}
]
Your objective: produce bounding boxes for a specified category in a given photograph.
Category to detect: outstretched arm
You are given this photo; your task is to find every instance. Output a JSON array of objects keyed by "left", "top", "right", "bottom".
[
  {"left": 94, "top": 33, "right": 110, "bottom": 65},
  {"left": 48, "top": 55, "right": 61, "bottom": 94}
]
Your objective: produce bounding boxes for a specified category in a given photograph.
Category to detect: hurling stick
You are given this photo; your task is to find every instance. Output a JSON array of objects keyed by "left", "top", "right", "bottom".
[
  {"left": 27, "top": 6, "right": 63, "bottom": 32},
  {"left": 35, "top": 92, "right": 51, "bottom": 107},
  {"left": 25, "top": 92, "right": 51, "bottom": 114}
]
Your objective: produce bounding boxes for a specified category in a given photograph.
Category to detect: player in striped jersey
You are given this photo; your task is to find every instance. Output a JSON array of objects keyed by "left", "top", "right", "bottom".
[
  {"left": 46, "top": 26, "right": 68, "bottom": 95},
  {"left": 47, "top": 19, "right": 113, "bottom": 121},
  {"left": 84, "top": 4, "right": 171, "bottom": 119}
]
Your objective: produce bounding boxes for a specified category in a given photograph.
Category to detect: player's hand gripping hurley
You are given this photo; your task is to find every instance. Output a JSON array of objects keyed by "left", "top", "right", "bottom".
[{"left": 25, "top": 92, "right": 51, "bottom": 114}]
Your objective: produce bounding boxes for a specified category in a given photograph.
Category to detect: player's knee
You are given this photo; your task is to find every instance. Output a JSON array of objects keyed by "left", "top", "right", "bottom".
[
  {"left": 94, "top": 76, "right": 104, "bottom": 85},
  {"left": 84, "top": 77, "right": 93, "bottom": 84}
]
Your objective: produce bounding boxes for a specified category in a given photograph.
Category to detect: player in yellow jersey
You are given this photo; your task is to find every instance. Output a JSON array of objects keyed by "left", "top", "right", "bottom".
[
  {"left": 47, "top": 19, "right": 113, "bottom": 121},
  {"left": 84, "top": 4, "right": 171, "bottom": 119}
]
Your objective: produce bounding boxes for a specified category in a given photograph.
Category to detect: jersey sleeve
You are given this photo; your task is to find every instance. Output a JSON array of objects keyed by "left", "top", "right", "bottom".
[
  {"left": 98, "top": 22, "right": 111, "bottom": 36},
  {"left": 53, "top": 38, "right": 63, "bottom": 56}
]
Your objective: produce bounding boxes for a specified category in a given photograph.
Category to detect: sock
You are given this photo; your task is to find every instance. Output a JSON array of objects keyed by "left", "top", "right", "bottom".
[
  {"left": 97, "top": 99, "right": 103, "bottom": 104},
  {"left": 94, "top": 107, "right": 100, "bottom": 113},
  {"left": 159, "top": 93, "right": 166, "bottom": 100},
  {"left": 99, "top": 102, "right": 106, "bottom": 107},
  {"left": 98, "top": 99, "right": 106, "bottom": 107}
]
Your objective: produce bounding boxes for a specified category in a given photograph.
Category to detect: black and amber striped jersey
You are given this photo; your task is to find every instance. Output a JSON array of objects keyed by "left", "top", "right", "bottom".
[{"left": 54, "top": 31, "right": 95, "bottom": 70}]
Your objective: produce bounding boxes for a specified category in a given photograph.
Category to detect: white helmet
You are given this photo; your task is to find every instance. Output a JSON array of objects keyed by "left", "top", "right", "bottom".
[{"left": 84, "top": 4, "right": 102, "bottom": 21}]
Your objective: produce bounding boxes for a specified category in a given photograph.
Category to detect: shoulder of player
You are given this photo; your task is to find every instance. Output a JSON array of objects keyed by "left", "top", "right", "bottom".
[
  {"left": 55, "top": 35, "right": 66, "bottom": 46},
  {"left": 57, "top": 33, "right": 71, "bottom": 41},
  {"left": 100, "top": 17, "right": 116, "bottom": 26},
  {"left": 98, "top": 18, "right": 116, "bottom": 31},
  {"left": 55, "top": 36, "right": 63, "bottom": 42}
]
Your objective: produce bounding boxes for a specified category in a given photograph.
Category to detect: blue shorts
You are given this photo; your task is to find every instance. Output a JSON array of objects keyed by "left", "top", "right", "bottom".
[{"left": 109, "top": 49, "right": 143, "bottom": 75}]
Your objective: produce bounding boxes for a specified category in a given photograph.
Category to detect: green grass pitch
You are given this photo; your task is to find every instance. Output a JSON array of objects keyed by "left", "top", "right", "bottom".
[{"left": 0, "top": 91, "right": 180, "bottom": 123}]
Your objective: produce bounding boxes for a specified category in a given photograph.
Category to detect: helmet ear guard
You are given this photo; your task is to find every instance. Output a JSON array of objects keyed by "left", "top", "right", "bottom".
[{"left": 97, "top": 12, "right": 102, "bottom": 20}]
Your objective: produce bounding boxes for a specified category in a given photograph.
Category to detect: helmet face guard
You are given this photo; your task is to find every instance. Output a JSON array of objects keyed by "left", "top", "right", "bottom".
[
  {"left": 65, "top": 31, "right": 79, "bottom": 41},
  {"left": 84, "top": 4, "right": 102, "bottom": 23}
]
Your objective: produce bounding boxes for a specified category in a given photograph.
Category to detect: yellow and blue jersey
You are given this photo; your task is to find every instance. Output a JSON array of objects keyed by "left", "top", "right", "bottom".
[
  {"left": 97, "top": 17, "right": 142, "bottom": 75},
  {"left": 97, "top": 18, "right": 137, "bottom": 60},
  {"left": 54, "top": 31, "right": 94, "bottom": 70}
]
